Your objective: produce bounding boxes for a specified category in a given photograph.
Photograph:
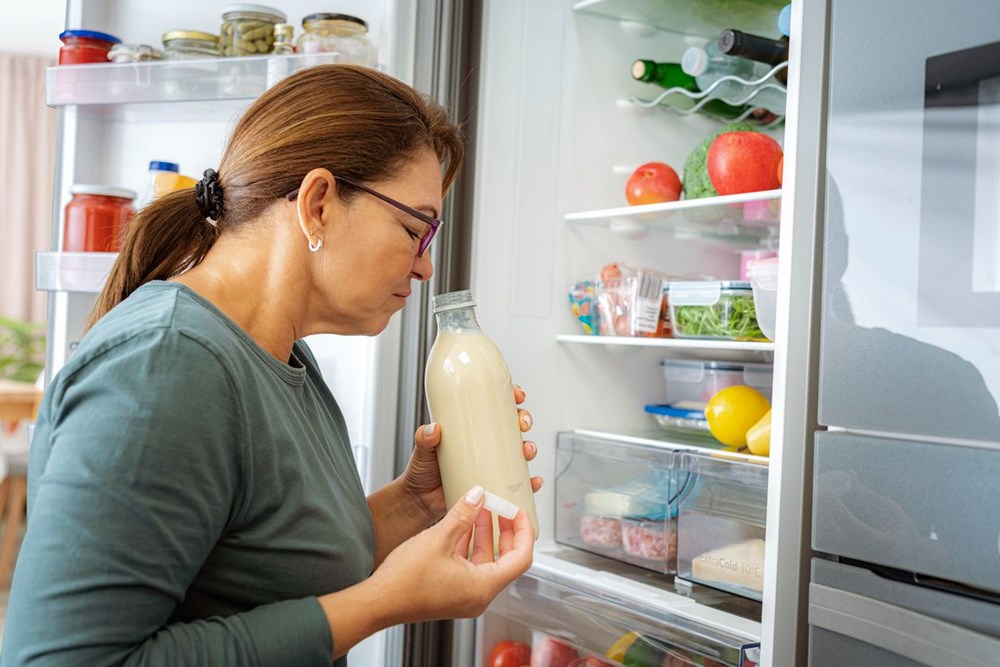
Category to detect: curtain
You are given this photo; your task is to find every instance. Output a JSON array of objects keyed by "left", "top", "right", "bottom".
[{"left": 0, "top": 53, "right": 56, "bottom": 324}]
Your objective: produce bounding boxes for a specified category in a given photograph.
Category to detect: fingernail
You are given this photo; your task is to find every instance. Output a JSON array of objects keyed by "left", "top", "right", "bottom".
[
  {"left": 521, "top": 413, "right": 532, "bottom": 429},
  {"left": 423, "top": 422, "right": 436, "bottom": 438},
  {"left": 465, "top": 485, "right": 484, "bottom": 505},
  {"left": 528, "top": 442, "right": 537, "bottom": 456}
]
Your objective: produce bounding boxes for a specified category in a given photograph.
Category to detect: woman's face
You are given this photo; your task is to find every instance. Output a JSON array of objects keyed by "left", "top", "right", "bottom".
[{"left": 317, "top": 149, "right": 443, "bottom": 335}]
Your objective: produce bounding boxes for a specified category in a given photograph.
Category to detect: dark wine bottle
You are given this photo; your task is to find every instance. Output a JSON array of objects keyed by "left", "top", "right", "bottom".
[{"left": 717, "top": 29, "right": 789, "bottom": 84}]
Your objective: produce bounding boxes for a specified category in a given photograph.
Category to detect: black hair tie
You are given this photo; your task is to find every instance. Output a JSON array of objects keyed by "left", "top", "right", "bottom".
[{"left": 194, "top": 168, "right": 224, "bottom": 221}]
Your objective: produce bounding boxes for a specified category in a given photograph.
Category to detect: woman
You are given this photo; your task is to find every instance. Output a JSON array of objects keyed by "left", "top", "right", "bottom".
[{"left": 3, "top": 64, "right": 539, "bottom": 666}]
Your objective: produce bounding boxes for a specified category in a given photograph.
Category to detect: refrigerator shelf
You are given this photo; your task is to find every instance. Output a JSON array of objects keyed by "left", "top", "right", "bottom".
[
  {"left": 45, "top": 53, "right": 377, "bottom": 120},
  {"left": 573, "top": 0, "right": 788, "bottom": 39},
  {"left": 556, "top": 334, "right": 774, "bottom": 362},
  {"left": 36, "top": 251, "right": 116, "bottom": 293},
  {"left": 564, "top": 190, "right": 780, "bottom": 245},
  {"left": 571, "top": 429, "right": 770, "bottom": 466}
]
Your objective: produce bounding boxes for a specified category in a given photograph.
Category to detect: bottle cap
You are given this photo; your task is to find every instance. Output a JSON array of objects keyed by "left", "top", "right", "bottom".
[
  {"left": 631, "top": 59, "right": 652, "bottom": 81},
  {"left": 778, "top": 5, "right": 792, "bottom": 37},
  {"left": 148, "top": 161, "right": 180, "bottom": 173},
  {"left": 484, "top": 491, "right": 519, "bottom": 520},
  {"left": 432, "top": 289, "right": 475, "bottom": 313},
  {"left": 681, "top": 47, "right": 708, "bottom": 76}
]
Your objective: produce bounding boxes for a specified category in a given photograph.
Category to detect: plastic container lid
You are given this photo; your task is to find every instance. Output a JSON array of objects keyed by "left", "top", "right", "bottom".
[
  {"left": 222, "top": 4, "right": 287, "bottom": 22},
  {"left": 668, "top": 280, "right": 753, "bottom": 306},
  {"left": 69, "top": 184, "right": 137, "bottom": 200},
  {"left": 644, "top": 403, "right": 707, "bottom": 421},
  {"left": 59, "top": 29, "right": 122, "bottom": 45},
  {"left": 302, "top": 13, "right": 368, "bottom": 30},
  {"left": 148, "top": 161, "right": 179, "bottom": 173},
  {"left": 681, "top": 47, "right": 708, "bottom": 76},
  {"left": 777, "top": 5, "right": 792, "bottom": 37}
]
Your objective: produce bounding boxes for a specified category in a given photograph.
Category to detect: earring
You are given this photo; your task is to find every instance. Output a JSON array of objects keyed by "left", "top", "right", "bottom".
[{"left": 309, "top": 237, "right": 324, "bottom": 252}]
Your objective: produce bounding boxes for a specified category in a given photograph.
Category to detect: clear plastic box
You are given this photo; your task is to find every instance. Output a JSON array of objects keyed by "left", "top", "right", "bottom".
[
  {"left": 662, "top": 359, "right": 774, "bottom": 408},
  {"left": 675, "top": 452, "right": 769, "bottom": 601},
  {"left": 748, "top": 258, "right": 778, "bottom": 342},
  {"left": 555, "top": 432, "right": 681, "bottom": 574},
  {"left": 668, "top": 281, "right": 765, "bottom": 341},
  {"left": 596, "top": 273, "right": 669, "bottom": 338}
]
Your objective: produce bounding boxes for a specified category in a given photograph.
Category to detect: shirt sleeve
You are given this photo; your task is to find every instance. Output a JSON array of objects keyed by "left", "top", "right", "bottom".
[{"left": 2, "top": 330, "right": 333, "bottom": 667}]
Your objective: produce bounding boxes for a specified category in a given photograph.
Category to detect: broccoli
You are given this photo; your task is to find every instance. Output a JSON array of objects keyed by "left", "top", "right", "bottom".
[{"left": 682, "top": 122, "right": 757, "bottom": 200}]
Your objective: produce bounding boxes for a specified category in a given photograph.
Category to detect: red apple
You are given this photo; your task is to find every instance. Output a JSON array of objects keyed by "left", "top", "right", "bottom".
[
  {"left": 625, "top": 162, "right": 682, "bottom": 205},
  {"left": 531, "top": 636, "right": 579, "bottom": 667},
  {"left": 706, "top": 132, "right": 784, "bottom": 195},
  {"left": 488, "top": 640, "right": 533, "bottom": 667}
]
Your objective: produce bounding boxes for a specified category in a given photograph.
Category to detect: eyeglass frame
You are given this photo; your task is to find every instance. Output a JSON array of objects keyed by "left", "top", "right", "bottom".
[{"left": 284, "top": 175, "right": 442, "bottom": 256}]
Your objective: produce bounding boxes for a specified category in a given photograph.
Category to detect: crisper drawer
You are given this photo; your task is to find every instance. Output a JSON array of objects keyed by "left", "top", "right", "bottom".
[
  {"left": 808, "top": 559, "right": 1000, "bottom": 667},
  {"left": 555, "top": 432, "right": 682, "bottom": 574},
  {"left": 479, "top": 561, "right": 761, "bottom": 667},
  {"left": 676, "top": 452, "right": 769, "bottom": 601}
]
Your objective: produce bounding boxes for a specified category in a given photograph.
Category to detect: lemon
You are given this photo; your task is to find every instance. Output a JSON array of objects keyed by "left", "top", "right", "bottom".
[
  {"left": 704, "top": 385, "right": 771, "bottom": 447},
  {"left": 746, "top": 408, "right": 772, "bottom": 456}
]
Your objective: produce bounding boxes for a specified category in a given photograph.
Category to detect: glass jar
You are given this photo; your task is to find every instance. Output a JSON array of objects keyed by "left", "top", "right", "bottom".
[
  {"left": 108, "top": 43, "right": 162, "bottom": 63},
  {"left": 296, "top": 13, "right": 375, "bottom": 63},
  {"left": 220, "top": 4, "right": 286, "bottom": 57},
  {"left": 272, "top": 23, "right": 295, "bottom": 54},
  {"left": 58, "top": 29, "right": 121, "bottom": 65},
  {"left": 162, "top": 31, "right": 221, "bottom": 60},
  {"left": 63, "top": 185, "right": 136, "bottom": 253}
]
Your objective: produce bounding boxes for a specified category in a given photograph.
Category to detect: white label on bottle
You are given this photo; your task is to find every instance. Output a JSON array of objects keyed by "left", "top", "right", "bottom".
[{"left": 634, "top": 298, "right": 660, "bottom": 333}]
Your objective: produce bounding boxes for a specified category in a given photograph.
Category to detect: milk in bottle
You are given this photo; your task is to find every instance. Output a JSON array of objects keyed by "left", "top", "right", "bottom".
[{"left": 424, "top": 290, "right": 539, "bottom": 539}]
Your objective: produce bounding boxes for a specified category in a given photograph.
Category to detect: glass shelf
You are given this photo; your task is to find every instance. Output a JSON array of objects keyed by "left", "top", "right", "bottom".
[
  {"left": 46, "top": 53, "right": 375, "bottom": 121},
  {"left": 564, "top": 190, "right": 780, "bottom": 245},
  {"left": 556, "top": 334, "right": 774, "bottom": 362},
  {"left": 36, "top": 252, "right": 116, "bottom": 293},
  {"left": 573, "top": 0, "right": 787, "bottom": 39},
  {"left": 571, "top": 428, "right": 770, "bottom": 465}
]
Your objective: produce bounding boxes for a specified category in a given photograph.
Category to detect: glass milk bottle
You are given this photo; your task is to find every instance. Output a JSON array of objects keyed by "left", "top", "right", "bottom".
[{"left": 424, "top": 290, "right": 539, "bottom": 539}]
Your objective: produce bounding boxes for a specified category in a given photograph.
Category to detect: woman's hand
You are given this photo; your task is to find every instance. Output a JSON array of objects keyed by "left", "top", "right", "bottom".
[{"left": 402, "top": 385, "right": 543, "bottom": 523}]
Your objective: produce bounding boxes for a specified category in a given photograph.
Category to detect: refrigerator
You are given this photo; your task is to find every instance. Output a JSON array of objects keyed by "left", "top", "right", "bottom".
[
  {"left": 808, "top": 0, "right": 1000, "bottom": 665},
  {"left": 37, "top": 0, "right": 824, "bottom": 665}
]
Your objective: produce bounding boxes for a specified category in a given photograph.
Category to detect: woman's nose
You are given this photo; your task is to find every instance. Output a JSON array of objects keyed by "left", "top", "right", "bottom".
[{"left": 412, "top": 249, "right": 434, "bottom": 281}]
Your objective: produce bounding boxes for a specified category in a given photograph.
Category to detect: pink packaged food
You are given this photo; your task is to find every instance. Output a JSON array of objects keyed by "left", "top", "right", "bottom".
[
  {"left": 579, "top": 514, "right": 622, "bottom": 549},
  {"left": 621, "top": 517, "right": 676, "bottom": 561}
]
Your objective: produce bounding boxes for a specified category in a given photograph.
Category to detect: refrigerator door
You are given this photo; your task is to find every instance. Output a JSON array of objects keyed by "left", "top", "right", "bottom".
[
  {"left": 818, "top": 0, "right": 1000, "bottom": 441},
  {"left": 808, "top": 559, "right": 1000, "bottom": 667}
]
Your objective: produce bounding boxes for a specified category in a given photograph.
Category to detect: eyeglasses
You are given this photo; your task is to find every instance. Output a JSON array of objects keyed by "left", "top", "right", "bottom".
[{"left": 285, "top": 175, "right": 442, "bottom": 256}]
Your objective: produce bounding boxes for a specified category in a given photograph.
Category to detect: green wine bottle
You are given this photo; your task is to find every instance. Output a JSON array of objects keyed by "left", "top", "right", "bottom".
[{"left": 631, "top": 59, "right": 752, "bottom": 120}]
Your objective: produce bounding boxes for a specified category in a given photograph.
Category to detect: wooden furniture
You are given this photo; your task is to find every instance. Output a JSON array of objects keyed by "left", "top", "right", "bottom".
[{"left": 0, "top": 379, "right": 42, "bottom": 586}]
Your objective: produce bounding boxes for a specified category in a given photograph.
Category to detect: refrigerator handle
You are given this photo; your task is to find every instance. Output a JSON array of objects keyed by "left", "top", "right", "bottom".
[{"left": 808, "top": 582, "right": 1000, "bottom": 667}]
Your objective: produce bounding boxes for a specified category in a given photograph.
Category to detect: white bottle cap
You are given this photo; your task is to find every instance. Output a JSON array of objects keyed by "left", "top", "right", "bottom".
[
  {"left": 484, "top": 491, "right": 519, "bottom": 520},
  {"left": 681, "top": 47, "right": 708, "bottom": 76}
]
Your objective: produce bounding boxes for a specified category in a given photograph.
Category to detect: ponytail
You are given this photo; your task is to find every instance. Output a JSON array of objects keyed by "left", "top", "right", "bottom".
[{"left": 88, "top": 188, "right": 219, "bottom": 329}]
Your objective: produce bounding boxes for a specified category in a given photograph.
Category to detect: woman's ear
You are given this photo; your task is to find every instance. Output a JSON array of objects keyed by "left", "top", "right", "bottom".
[{"left": 294, "top": 168, "right": 337, "bottom": 245}]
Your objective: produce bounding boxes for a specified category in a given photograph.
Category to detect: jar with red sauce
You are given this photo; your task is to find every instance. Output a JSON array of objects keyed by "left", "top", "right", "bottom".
[
  {"left": 63, "top": 185, "right": 137, "bottom": 252},
  {"left": 58, "top": 29, "right": 122, "bottom": 65}
]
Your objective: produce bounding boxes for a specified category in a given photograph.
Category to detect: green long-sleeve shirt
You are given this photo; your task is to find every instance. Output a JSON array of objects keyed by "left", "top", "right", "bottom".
[{"left": 2, "top": 281, "right": 375, "bottom": 666}]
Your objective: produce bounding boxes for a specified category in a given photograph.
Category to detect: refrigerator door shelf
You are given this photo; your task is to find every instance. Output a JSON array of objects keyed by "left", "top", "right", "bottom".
[
  {"left": 555, "top": 335, "right": 775, "bottom": 363},
  {"left": 808, "top": 559, "right": 1000, "bottom": 667},
  {"left": 573, "top": 0, "right": 788, "bottom": 40},
  {"left": 36, "top": 251, "right": 116, "bottom": 293},
  {"left": 478, "top": 547, "right": 761, "bottom": 667},
  {"left": 564, "top": 190, "right": 781, "bottom": 247},
  {"left": 813, "top": 431, "right": 1000, "bottom": 596}
]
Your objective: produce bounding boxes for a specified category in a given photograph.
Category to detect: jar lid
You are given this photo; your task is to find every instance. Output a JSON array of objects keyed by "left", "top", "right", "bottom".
[
  {"left": 69, "top": 184, "right": 137, "bottom": 200},
  {"left": 59, "top": 29, "right": 122, "bottom": 45},
  {"left": 149, "top": 161, "right": 180, "bottom": 173},
  {"left": 162, "top": 30, "right": 219, "bottom": 45},
  {"left": 222, "top": 4, "right": 287, "bottom": 22},
  {"left": 302, "top": 13, "right": 368, "bottom": 30},
  {"left": 274, "top": 23, "right": 294, "bottom": 37}
]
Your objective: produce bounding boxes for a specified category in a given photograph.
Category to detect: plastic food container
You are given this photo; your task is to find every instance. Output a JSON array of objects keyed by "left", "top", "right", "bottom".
[
  {"left": 644, "top": 404, "right": 715, "bottom": 439},
  {"left": 162, "top": 31, "right": 221, "bottom": 60},
  {"left": 622, "top": 517, "right": 676, "bottom": 562},
  {"left": 296, "top": 13, "right": 375, "bottom": 63},
  {"left": 596, "top": 274, "right": 669, "bottom": 338},
  {"left": 220, "top": 4, "right": 286, "bottom": 57},
  {"left": 107, "top": 43, "right": 162, "bottom": 63},
  {"left": 662, "top": 359, "right": 774, "bottom": 408},
  {"left": 578, "top": 514, "right": 621, "bottom": 549},
  {"left": 58, "top": 29, "right": 121, "bottom": 65},
  {"left": 668, "top": 281, "right": 764, "bottom": 341},
  {"left": 63, "top": 185, "right": 137, "bottom": 252},
  {"left": 748, "top": 257, "right": 779, "bottom": 342}
]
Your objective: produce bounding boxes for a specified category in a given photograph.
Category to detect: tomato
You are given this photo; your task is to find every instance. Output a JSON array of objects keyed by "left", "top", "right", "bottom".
[
  {"left": 625, "top": 162, "right": 682, "bottom": 206},
  {"left": 488, "top": 640, "right": 532, "bottom": 667},
  {"left": 706, "top": 132, "right": 783, "bottom": 196},
  {"left": 776, "top": 155, "right": 784, "bottom": 186},
  {"left": 532, "top": 636, "right": 580, "bottom": 667}
]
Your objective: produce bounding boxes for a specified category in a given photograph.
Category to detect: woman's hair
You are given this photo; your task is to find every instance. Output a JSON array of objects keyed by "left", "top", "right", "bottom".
[{"left": 89, "top": 64, "right": 464, "bottom": 326}]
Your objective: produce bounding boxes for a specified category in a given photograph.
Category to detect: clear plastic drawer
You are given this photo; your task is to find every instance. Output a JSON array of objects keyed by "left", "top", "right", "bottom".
[{"left": 676, "top": 452, "right": 769, "bottom": 601}]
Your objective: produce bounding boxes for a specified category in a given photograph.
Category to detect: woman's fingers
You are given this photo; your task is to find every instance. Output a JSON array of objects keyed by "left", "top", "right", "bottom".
[
  {"left": 514, "top": 385, "right": 526, "bottom": 405},
  {"left": 522, "top": 440, "right": 537, "bottom": 461},
  {"left": 414, "top": 422, "right": 440, "bottom": 450},
  {"left": 470, "top": 510, "right": 495, "bottom": 565},
  {"left": 517, "top": 409, "right": 532, "bottom": 433},
  {"left": 531, "top": 476, "right": 543, "bottom": 493}
]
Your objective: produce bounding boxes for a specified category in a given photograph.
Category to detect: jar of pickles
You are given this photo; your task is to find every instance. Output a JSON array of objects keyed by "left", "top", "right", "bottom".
[
  {"left": 296, "top": 13, "right": 375, "bottom": 63},
  {"left": 220, "top": 4, "right": 287, "bottom": 57},
  {"left": 162, "top": 31, "right": 221, "bottom": 60}
]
